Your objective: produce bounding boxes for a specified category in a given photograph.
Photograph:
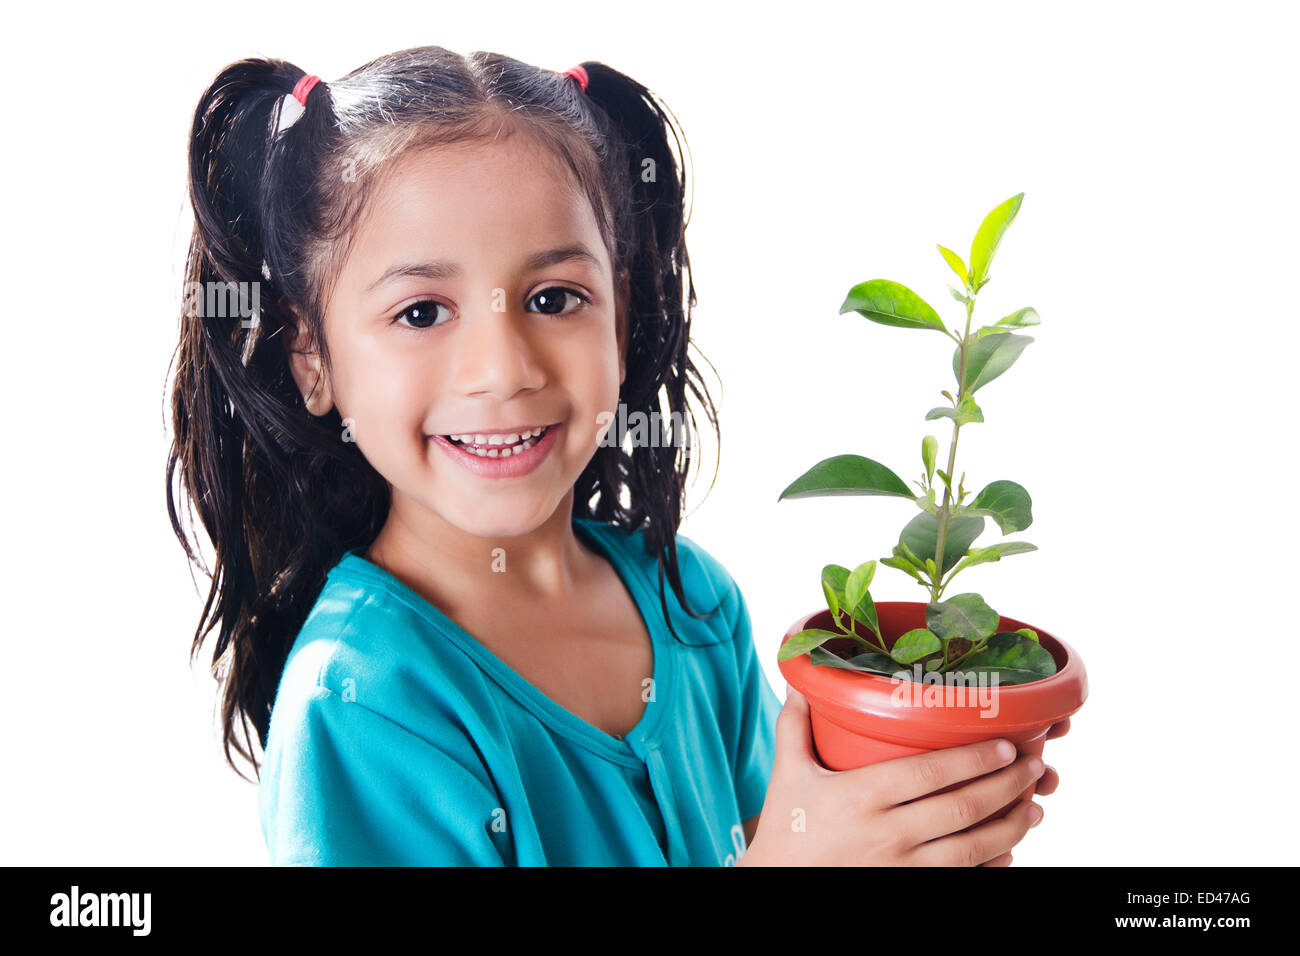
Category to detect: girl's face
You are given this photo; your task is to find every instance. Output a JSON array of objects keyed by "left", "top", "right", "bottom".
[{"left": 287, "top": 132, "right": 627, "bottom": 541}]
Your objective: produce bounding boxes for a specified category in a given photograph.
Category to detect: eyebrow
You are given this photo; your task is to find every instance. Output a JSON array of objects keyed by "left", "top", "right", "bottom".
[{"left": 364, "top": 244, "right": 602, "bottom": 293}]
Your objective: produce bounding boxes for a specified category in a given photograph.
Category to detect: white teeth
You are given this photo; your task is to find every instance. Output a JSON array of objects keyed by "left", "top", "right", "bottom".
[
  {"left": 449, "top": 426, "right": 547, "bottom": 443},
  {"left": 445, "top": 424, "right": 549, "bottom": 457},
  {"left": 461, "top": 435, "right": 539, "bottom": 457}
]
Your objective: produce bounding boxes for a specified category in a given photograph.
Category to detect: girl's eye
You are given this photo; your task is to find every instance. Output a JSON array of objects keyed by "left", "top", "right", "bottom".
[
  {"left": 528, "top": 286, "right": 591, "bottom": 316},
  {"left": 392, "top": 300, "right": 451, "bottom": 330},
  {"left": 391, "top": 287, "right": 589, "bottom": 330}
]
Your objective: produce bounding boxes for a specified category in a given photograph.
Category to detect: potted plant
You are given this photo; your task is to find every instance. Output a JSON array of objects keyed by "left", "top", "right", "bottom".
[{"left": 776, "top": 192, "right": 1087, "bottom": 827}]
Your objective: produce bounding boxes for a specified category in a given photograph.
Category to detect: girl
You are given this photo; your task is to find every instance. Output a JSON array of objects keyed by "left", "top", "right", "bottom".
[
  {"left": 167, "top": 45, "right": 780, "bottom": 866},
  {"left": 168, "top": 44, "right": 1056, "bottom": 867}
]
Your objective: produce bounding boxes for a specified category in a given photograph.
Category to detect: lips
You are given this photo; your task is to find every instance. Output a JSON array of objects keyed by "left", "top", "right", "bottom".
[{"left": 430, "top": 420, "right": 562, "bottom": 477}]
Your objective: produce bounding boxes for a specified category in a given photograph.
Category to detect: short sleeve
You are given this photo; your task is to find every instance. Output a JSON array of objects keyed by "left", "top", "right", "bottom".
[
  {"left": 259, "top": 686, "right": 511, "bottom": 866},
  {"left": 731, "top": 587, "right": 782, "bottom": 822}
]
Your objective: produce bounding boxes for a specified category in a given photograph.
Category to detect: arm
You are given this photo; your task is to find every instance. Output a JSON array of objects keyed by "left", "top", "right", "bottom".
[
  {"left": 731, "top": 594, "right": 781, "bottom": 833},
  {"left": 260, "top": 685, "right": 511, "bottom": 866}
]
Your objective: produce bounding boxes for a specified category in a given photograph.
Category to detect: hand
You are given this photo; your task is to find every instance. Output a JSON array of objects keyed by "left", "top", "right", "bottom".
[
  {"left": 739, "top": 688, "right": 1048, "bottom": 866},
  {"left": 1034, "top": 718, "right": 1071, "bottom": 797},
  {"left": 982, "top": 716, "right": 1071, "bottom": 865}
]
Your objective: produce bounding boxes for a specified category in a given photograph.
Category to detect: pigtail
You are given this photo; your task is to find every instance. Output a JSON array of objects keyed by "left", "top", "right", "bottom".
[
  {"left": 573, "top": 63, "right": 725, "bottom": 634},
  {"left": 167, "top": 59, "right": 386, "bottom": 782}
]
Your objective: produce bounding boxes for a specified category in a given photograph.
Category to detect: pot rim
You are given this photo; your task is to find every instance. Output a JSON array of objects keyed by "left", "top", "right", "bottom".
[{"left": 778, "top": 602, "right": 1088, "bottom": 736}]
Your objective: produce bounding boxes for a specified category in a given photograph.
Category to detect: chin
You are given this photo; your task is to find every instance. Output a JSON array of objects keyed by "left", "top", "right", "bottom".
[{"left": 439, "top": 498, "right": 559, "bottom": 539}]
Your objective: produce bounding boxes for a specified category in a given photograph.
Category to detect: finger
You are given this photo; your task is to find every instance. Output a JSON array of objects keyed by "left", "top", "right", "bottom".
[
  {"left": 1046, "top": 717, "right": 1071, "bottom": 740},
  {"left": 1034, "top": 765, "right": 1059, "bottom": 796},
  {"left": 911, "top": 798, "right": 1042, "bottom": 867},
  {"left": 892, "top": 754, "right": 1045, "bottom": 844},
  {"left": 980, "top": 852, "right": 1013, "bottom": 867},
  {"left": 774, "top": 687, "right": 822, "bottom": 774},
  {"left": 864, "top": 738, "right": 1017, "bottom": 808}
]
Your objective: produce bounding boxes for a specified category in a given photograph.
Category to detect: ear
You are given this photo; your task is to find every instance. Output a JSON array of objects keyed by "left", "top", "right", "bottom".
[
  {"left": 614, "top": 267, "right": 631, "bottom": 387},
  {"left": 282, "top": 301, "right": 334, "bottom": 416}
]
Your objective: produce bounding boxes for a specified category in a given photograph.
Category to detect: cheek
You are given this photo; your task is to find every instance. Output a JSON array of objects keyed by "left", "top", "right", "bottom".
[
  {"left": 334, "top": 341, "right": 434, "bottom": 452},
  {"left": 556, "top": 334, "right": 623, "bottom": 452}
]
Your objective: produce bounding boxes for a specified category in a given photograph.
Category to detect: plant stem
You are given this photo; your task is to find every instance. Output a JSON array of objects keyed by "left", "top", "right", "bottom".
[
  {"left": 930, "top": 294, "right": 976, "bottom": 603},
  {"left": 938, "top": 632, "right": 993, "bottom": 672},
  {"left": 841, "top": 612, "right": 890, "bottom": 656}
]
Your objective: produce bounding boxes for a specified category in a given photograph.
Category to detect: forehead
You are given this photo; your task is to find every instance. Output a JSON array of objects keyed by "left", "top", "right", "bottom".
[{"left": 345, "top": 131, "right": 607, "bottom": 276}]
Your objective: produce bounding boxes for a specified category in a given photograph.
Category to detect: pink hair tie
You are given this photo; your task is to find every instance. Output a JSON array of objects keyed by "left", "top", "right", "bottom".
[
  {"left": 562, "top": 65, "right": 588, "bottom": 92},
  {"left": 292, "top": 74, "right": 322, "bottom": 106}
]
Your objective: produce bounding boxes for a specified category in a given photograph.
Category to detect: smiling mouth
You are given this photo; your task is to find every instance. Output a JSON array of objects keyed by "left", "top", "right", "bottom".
[{"left": 440, "top": 424, "right": 555, "bottom": 457}]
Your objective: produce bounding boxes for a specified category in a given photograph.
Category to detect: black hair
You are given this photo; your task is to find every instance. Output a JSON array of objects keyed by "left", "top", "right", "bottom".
[{"left": 166, "top": 46, "right": 723, "bottom": 782}]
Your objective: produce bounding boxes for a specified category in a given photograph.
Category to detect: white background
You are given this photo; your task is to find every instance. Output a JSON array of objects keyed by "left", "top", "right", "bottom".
[{"left": 2, "top": 0, "right": 1295, "bottom": 866}]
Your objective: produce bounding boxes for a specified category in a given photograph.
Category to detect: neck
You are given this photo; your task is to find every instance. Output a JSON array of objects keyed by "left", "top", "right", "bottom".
[{"left": 364, "top": 489, "right": 593, "bottom": 606}]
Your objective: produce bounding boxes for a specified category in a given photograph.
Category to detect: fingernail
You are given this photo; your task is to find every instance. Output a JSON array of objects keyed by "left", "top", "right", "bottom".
[
  {"left": 784, "top": 683, "right": 792, "bottom": 700},
  {"left": 1029, "top": 804, "right": 1044, "bottom": 827},
  {"left": 1027, "top": 757, "right": 1044, "bottom": 777},
  {"left": 995, "top": 740, "right": 1015, "bottom": 761}
]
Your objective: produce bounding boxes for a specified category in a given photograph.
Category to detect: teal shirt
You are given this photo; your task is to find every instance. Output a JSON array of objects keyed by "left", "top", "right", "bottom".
[{"left": 258, "top": 517, "right": 781, "bottom": 866}]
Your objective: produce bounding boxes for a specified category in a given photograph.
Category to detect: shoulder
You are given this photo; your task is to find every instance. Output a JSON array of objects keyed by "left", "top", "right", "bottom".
[
  {"left": 266, "top": 553, "right": 481, "bottom": 749},
  {"left": 575, "top": 518, "right": 745, "bottom": 645}
]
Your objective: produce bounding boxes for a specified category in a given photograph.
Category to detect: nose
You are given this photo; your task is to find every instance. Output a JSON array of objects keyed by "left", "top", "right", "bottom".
[{"left": 452, "top": 296, "right": 546, "bottom": 400}]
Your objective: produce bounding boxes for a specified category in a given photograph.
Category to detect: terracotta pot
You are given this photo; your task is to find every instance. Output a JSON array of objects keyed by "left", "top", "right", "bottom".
[{"left": 778, "top": 602, "right": 1087, "bottom": 829}]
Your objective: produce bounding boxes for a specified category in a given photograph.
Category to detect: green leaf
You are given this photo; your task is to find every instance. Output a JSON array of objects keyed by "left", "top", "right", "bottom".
[
  {"left": 954, "top": 332, "right": 1033, "bottom": 395},
  {"left": 949, "top": 547, "right": 998, "bottom": 573},
  {"left": 952, "top": 665, "right": 1047, "bottom": 686},
  {"left": 948, "top": 284, "right": 970, "bottom": 306},
  {"left": 1014, "top": 627, "right": 1040, "bottom": 644},
  {"left": 965, "top": 480, "right": 1033, "bottom": 534},
  {"left": 840, "top": 279, "right": 948, "bottom": 334},
  {"left": 926, "top": 593, "right": 1000, "bottom": 643},
  {"left": 881, "top": 555, "right": 924, "bottom": 582},
  {"left": 995, "top": 307, "right": 1040, "bottom": 329},
  {"left": 925, "top": 393, "right": 984, "bottom": 427},
  {"left": 937, "top": 244, "right": 969, "bottom": 286},
  {"left": 895, "top": 540, "right": 928, "bottom": 571},
  {"left": 968, "top": 193, "right": 1024, "bottom": 290},
  {"left": 845, "top": 561, "right": 877, "bottom": 610},
  {"left": 922, "top": 436, "right": 938, "bottom": 482},
  {"left": 899, "top": 511, "right": 986, "bottom": 575},
  {"left": 948, "top": 541, "right": 1038, "bottom": 576},
  {"left": 809, "top": 646, "right": 901, "bottom": 677},
  {"left": 847, "top": 587, "right": 882, "bottom": 639},
  {"left": 890, "top": 627, "right": 942, "bottom": 664},
  {"left": 993, "top": 541, "right": 1037, "bottom": 556},
  {"left": 958, "top": 631, "right": 1056, "bottom": 679},
  {"left": 778, "top": 628, "right": 844, "bottom": 662},
  {"left": 820, "top": 564, "right": 850, "bottom": 619},
  {"left": 779, "top": 454, "right": 914, "bottom": 501},
  {"left": 974, "top": 314, "right": 1036, "bottom": 340}
]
